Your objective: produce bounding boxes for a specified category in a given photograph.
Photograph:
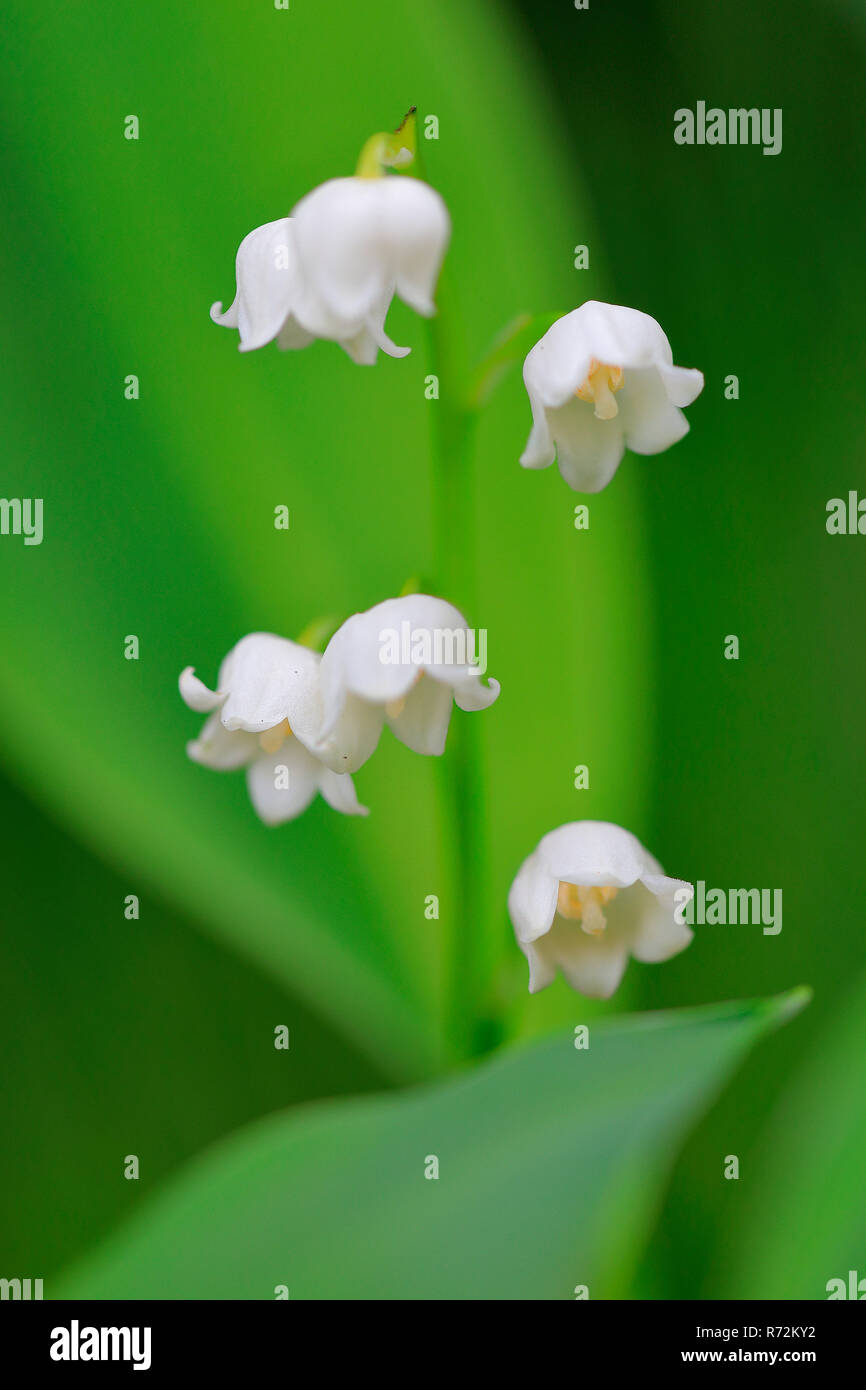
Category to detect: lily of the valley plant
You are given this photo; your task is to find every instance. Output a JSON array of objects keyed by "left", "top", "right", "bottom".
[
  {"left": 180, "top": 596, "right": 499, "bottom": 823},
  {"left": 210, "top": 110, "right": 450, "bottom": 364},
  {"left": 508, "top": 821, "right": 694, "bottom": 997},
  {"left": 196, "top": 112, "right": 706, "bottom": 1014},
  {"left": 520, "top": 301, "right": 704, "bottom": 493}
]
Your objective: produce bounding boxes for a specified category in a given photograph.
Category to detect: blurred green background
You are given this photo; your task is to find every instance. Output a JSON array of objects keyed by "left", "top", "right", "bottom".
[{"left": 0, "top": 0, "right": 863, "bottom": 1299}]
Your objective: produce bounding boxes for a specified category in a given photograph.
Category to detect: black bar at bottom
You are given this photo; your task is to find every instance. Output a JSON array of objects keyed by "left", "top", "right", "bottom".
[{"left": 0, "top": 1298, "right": 861, "bottom": 1375}]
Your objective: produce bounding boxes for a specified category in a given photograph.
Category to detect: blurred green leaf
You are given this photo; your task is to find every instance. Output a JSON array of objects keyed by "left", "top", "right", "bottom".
[
  {"left": 0, "top": 769, "right": 384, "bottom": 1279},
  {"left": 719, "top": 973, "right": 866, "bottom": 1299},
  {"left": 464, "top": 311, "right": 561, "bottom": 409},
  {"left": 56, "top": 990, "right": 807, "bottom": 1299}
]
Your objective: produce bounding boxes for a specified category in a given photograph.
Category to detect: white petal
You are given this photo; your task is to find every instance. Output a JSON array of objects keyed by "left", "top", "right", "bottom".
[
  {"left": 642, "top": 871, "right": 694, "bottom": 902},
  {"left": 522, "top": 320, "right": 594, "bottom": 411},
  {"left": 379, "top": 176, "right": 450, "bottom": 317},
  {"left": 545, "top": 398, "right": 626, "bottom": 494},
  {"left": 521, "top": 302, "right": 693, "bottom": 407},
  {"left": 210, "top": 297, "right": 238, "bottom": 328},
  {"left": 246, "top": 741, "right": 319, "bottom": 825},
  {"left": 554, "top": 925, "right": 629, "bottom": 999},
  {"left": 659, "top": 363, "right": 704, "bottom": 408},
  {"left": 322, "top": 595, "right": 480, "bottom": 703},
  {"left": 418, "top": 655, "right": 500, "bottom": 710},
  {"left": 630, "top": 906, "right": 693, "bottom": 963},
  {"left": 318, "top": 766, "right": 369, "bottom": 817},
  {"left": 519, "top": 388, "right": 557, "bottom": 470},
  {"left": 537, "top": 821, "right": 660, "bottom": 889},
  {"left": 313, "top": 692, "right": 385, "bottom": 775},
  {"left": 508, "top": 850, "right": 558, "bottom": 944},
  {"left": 292, "top": 178, "right": 391, "bottom": 328},
  {"left": 619, "top": 367, "right": 690, "bottom": 456},
  {"left": 522, "top": 939, "right": 558, "bottom": 994},
  {"left": 364, "top": 296, "right": 410, "bottom": 359},
  {"left": 290, "top": 284, "right": 368, "bottom": 341},
  {"left": 320, "top": 606, "right": 411, "bottom": 702},
  {"left": 320, "top": 596, "right": 440, "bottom": 705},
  {"left": 453, "top": 675, "right": 500, "bottom": 712},
  {"left": 628, "top": 877, "right": 694, "bottom": 962},
  {"left": 276, "top": 315, "right": 316, "bottom": 352},
  {"left": 521, "top": 915, "right": 629, "bottom": 998},
  {"left": 218, "top": 634, "right": 323, "bottom": 742},
  {"left": 340, "top": 327, "right": 380, "bottom": 365},
  {"left": 179, "top": 666, "right": 223, "bottom": 713},
  {"left": 570, "top": 301, "right": 674, "bottom": 372},
  {"left": 386, "top": 674, "right": 454, "bottom": 755},
  {"left": 339, "top": 299, "right": 410, "bottom": 364},
  {"left": 187, "top": 713, "right": 257, "bottom": 771},
  {"left": 212, "top": 218, "right": 299, "bottom": 352}
]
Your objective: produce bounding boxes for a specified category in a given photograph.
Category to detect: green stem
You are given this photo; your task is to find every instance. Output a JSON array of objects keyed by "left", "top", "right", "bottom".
[{"left": 426, "top": 278, "right": 495, "bottom": 1063}]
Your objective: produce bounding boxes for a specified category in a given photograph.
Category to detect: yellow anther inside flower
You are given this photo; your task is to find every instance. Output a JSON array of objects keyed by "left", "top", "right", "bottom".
[
  {"left": 557, "top": 882, "right": 619, "bottom": 936},
  {"left": 258, "top": 718, "right": 292, "bottom": 753},
  {"left": 575, "top": 359, "right": 624, "bottom": 421}
]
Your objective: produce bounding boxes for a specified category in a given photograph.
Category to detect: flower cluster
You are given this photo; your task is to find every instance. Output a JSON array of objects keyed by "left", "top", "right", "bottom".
[
  {"left": 180, "top": 595, "right": 499, "bottom": 825},
  {"left": 199, "top": 133, "right": 701, "bottom": 998}
]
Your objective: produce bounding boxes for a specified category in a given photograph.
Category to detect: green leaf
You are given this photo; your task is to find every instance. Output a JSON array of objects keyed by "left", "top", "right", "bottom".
[
  {"left": 720, "top": 974, "right": 866, "bottom": 1299},
  {"left": 464, "top": 311, "right": 562, "bottom": 409},
  {"left": 0, "top": 768, "right": 384, "bottom": 1280},
  {"left": 56, "top": 991, "right": 807, "bottom": 1300}
]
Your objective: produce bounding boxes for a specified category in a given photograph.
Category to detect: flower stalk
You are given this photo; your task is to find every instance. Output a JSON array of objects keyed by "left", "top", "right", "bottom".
[
  {"left": 355, "top": 107, "right": 418, "bottom": 179},
  {"left": 425, "top": 264, "right": 500, "bottom": 1061}
]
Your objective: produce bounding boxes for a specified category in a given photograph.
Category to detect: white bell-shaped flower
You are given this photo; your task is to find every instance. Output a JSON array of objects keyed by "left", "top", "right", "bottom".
[
  {"left": 180, "top": 634, "right": 368, "bottom": 824},
  {"left": 209, "top": 219, "right": 314, "bottom": 355},
  {"left": 520, "top": 302, "right": 704, "bottom": 493},
  {"left": 211, "top": 176, "right": 450, "bottom": 365},
  {"left": 508, "top": 821, "right": 693, "bottom": 998},
  {"left": 312, "top": 594, "right": 500, "bottom": 774}
]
